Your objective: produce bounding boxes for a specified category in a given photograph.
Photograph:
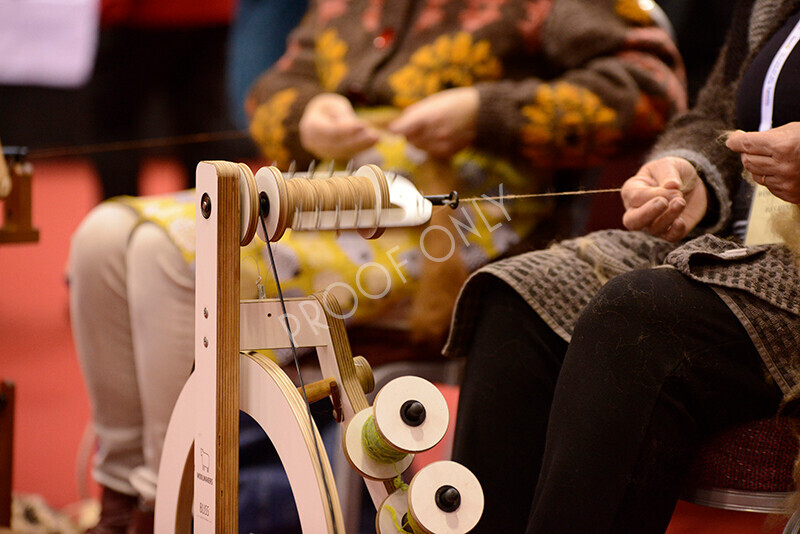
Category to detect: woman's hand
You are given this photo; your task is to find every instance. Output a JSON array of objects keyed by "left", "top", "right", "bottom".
[
  {"left": 299, "top": 93, "right": 380, "bottom": 160},
  {"left": 388, "top": 87, "right": 479, "bottom": 159},
  {"left": 726, "top": 123, "right": 800, "bottom": 203},
  {"left": 621, "top": 157, "right": 708, "bottom": 242}
]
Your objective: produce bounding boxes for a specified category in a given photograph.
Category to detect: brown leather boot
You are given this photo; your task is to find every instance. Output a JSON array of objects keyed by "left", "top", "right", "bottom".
[{"left": 85, "top": 486, "right": 137, "bottom": 533}]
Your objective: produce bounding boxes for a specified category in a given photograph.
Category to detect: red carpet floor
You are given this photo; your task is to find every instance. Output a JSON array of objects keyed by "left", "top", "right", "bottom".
[{"left": 0, "top": 159, "right": 790, "bottom": 532}]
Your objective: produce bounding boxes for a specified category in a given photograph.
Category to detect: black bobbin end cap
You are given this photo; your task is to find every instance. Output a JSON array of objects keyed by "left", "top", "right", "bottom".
[
  {"left": 400, "top": 400, "right": 426, "bottom": 427},
  {"left": 435, "top": 485, "right": 461, "bottom": 513}
]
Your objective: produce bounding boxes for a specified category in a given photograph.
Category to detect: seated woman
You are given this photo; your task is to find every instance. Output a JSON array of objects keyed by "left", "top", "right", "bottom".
[
  {"left": 448, "top": 0, "right": 800, "bottom": 532},
  {"left": 69, "top": 0, "right": 685, "bottom": 531}
]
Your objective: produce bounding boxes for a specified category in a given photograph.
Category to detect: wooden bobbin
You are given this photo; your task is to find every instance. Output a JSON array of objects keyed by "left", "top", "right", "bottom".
[
  {"left": 372, "top": 376, "right": 449, "bottom": 454},
  {"left": 200, "top": 160, "right": 259, "bottom": 247},
  {"left": 356, "top": 164, "right": 390, "bottom": 240},
  {"left": 407, "top": 461, "right": 484, "bottom": 534},
  {"left": 238, "top": 162, "right": 259, "bottom": 246},
  {"left": 342, "top": 376, "right": 449, "bottom": 481},
  {"left": 343, "top": 407, "right": 414, "bottom": 481},
  {"left": 255, "top": 166, "right": 289, "bottom": 241},
  {"left": 254, "top": 164, "right": 391, "bottom": 242},
  {"left": 376, "top": 488, "right": 412, "bottom": 534}
]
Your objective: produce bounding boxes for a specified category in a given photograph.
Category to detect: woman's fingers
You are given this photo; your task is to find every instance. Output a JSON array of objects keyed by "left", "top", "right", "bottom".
[
  {"left": 622, "top": 177, "right": 682, "bottom": 210},
  {"left": 740, "top": 153, "right": 781, "bottom": 176},
  {"left": 623, "top": 196, "right": 671, "bottom": 231},
  {"left": 646, "top": 197, "right": 687, "bottom": 238},
  {"left": 725, "top": 129, "right": 775, "bottom": 156},
  {"left": 623, "top": 196, "right": 688, "bottom": 241}
]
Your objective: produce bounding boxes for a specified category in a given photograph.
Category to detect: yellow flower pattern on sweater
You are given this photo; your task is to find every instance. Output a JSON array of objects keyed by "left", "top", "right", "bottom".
[
  {"left": 316, "top": 28, "right": 348, "bottom": 91},
  {"left": 389, "top": 32, "right": 502, "bottom": 108},
  {"left": 249, "top": 88, "right": 298, "bottom": 168},
  {"left": 521, "top": 82, "right": 621, "bottom": 168}
]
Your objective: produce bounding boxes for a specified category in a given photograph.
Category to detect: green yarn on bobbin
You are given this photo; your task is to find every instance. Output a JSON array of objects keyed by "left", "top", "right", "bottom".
[{"left": 361, "top": 414, "right": 407, "bottom": 464}]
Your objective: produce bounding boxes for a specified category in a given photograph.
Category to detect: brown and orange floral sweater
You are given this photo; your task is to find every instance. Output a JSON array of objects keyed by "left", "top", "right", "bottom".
[{"left": 248, "top": 0, "right": 687, "bottom": 174}]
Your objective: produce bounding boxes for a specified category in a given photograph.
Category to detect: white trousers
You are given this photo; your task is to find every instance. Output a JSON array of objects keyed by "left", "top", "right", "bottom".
[{"left": 69, "top": 203, "right": 195, "bottom": 498}]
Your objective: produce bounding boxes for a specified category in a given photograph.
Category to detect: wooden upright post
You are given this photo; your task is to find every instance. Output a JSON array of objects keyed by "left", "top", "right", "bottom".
[{"left": 194, "top": 162, "right": 240, "bottom": 533}]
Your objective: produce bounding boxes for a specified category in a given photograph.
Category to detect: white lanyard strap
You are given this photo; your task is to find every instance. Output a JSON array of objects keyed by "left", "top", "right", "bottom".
[
  {"left": 746, "top": 16, "right": 800, "bottom": 247},
  {"left": 760, "top": 16, "right": 800, "bottom": 131}
]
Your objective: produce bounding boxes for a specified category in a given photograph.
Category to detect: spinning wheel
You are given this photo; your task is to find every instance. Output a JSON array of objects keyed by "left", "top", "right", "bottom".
[{"left": 154, "top": 161, "right": 483, "bottom": 533}]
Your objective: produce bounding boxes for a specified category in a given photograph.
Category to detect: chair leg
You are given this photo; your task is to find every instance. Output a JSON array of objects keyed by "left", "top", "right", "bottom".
[{"left": 0, "top": 381, "right": 14, "bottom": 528}]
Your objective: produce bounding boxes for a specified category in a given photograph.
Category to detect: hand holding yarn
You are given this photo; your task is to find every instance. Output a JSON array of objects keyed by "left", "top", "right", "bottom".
[
  {"left": 726, "top": 123, "right": 800, "bottom": 204},
  {"left": 299, "top": 93, "right": 380, "bottom": 160},
  {"left": 388, "top": 87, "right": 479, "bottom": 159},
  {"left": 621, "top": 156, "right": 708, "bottom": 242}
]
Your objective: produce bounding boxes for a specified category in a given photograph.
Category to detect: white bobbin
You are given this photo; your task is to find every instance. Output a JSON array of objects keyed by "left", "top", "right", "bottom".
[
  {"left": 343, "top": 407, "right": 414, "bottom": 481},
  {"left": 373, "top": 376, "right": 449, "bottom": 454},
  {"left": 408, "top": 461, "right": 484, "bottom": 534},
  {"left": 376, "top": 488, "right": 412, "bottom": 534},
  {"left": 254, "top": 166, "right": 289, "bottom": 242}
]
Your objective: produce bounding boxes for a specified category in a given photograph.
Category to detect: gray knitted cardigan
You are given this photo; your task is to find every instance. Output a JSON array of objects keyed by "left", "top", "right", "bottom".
[{"left": 444, "top": 0, "right": 800, "bottom": 403}]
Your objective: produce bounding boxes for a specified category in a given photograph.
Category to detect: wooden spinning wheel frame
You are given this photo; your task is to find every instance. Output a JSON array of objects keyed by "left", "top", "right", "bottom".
[{"left": 155, "top": 162, "right": 419, "bottom": 533}]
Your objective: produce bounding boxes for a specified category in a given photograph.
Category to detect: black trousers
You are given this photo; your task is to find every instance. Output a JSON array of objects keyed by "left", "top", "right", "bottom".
[{"left": 452, "top": 268, "right": 783, "bottom": 533}]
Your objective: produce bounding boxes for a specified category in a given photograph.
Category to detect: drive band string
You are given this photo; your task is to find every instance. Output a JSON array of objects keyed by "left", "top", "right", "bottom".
[
  {"left": 25, "top": 130, "right": 250, "bottom": 159},
  {"left": 258, "top": 208, "right": 340, "bottom": 534}
]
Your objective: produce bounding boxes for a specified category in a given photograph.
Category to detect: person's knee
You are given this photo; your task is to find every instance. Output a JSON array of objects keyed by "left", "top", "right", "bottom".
[
  {"left": 127, "top": 223, "right": 194, "bottom": 295},
  {"left": 561, "top": 269, "right": 695, "bottom": 405},
  {"left": 69, "top": 203, "right": 137, "bottom": 282},
  {"left": 127, "top": 223, "right": 176, "bottom": 263},
  {"left": 566, "top": 268, "right": 692, "bottom": 377},
  {"left": 577, "top": 268, "right": 687, "bottom": 333},
  {"left": 468, "top": 277, "right": 535, "bottom": 341}
]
